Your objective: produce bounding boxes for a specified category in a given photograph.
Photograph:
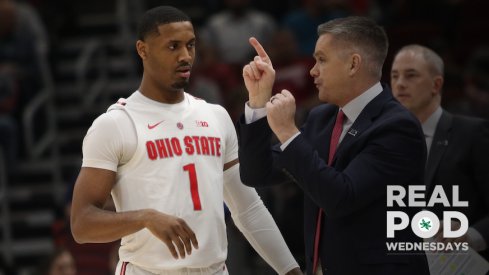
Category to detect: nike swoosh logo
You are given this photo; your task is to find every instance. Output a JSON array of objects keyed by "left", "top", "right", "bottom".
[{"left": 147, "top": 120, "right": 165, "bottom": 129}]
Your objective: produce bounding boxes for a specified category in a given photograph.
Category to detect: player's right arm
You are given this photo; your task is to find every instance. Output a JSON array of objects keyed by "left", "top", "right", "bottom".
[
  {"left": 70, "top": 111, "right": 198, "bottom": 259},
  {"left": 71, "top": 166, "right": 148, "bottom": 243}
]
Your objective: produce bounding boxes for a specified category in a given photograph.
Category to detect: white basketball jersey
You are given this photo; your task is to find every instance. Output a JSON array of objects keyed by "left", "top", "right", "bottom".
[{"left": 109, "top": 92, "right": 237, "bottom": 272}]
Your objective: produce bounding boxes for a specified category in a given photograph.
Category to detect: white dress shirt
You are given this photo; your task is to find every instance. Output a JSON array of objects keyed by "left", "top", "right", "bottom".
[{"left": 422, "top": 106, "right": 442, "bottom": 157}]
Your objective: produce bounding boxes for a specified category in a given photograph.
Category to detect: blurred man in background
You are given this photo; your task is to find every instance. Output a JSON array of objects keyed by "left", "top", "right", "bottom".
[{"left": 391, "top": 44, "right": 489, "bottom": 261}]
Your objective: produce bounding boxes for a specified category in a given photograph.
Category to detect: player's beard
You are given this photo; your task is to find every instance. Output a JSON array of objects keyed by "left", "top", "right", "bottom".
[{"left": 171, "top": 78, "right": 190, "bottom": 90}]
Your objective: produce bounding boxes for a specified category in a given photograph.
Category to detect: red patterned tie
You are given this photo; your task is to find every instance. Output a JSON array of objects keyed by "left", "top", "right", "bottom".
[{"left": 312, "top": 110, "right": 345, "bottom": 274}]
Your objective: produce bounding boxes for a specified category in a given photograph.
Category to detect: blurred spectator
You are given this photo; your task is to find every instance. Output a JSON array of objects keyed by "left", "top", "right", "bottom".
[
  {"left": 451, "top": 0, "right": 489, "bottom": 65},
  {"left": 445, "top": 47, "right": 489, "bottom": 120},
  {"left": 374, "top": 0, "right": 459, "bottom": 41},
  {"left": 0, "top": 115, "right": 16, "bottom": 171},
  {"left": 51, "top": 185, "right": 118, "bottom": 275},
  {"left": 0, "top": 66, "right": 17, "bottom": 168},
  {"left": 0, "top": 0, "right": 48, "bottom": 165},
  {"left": 27, "top": 0, "right": 77, "bottom": 45},
  {"left": 36, "top": 247, "right": 77, "bottom": 275},
  {"left": 461, "top": 47, "right": 489, "bottom": 119},
  {"left": 202, "top": 0, "right": 277, "bottom": 66},
  {"left": 373, "top": 0, "right": 454, "bottom": 79},
  {"left": 0, "top": 0, "right": 47, "bottom": 115},
  {"left": 282, "top": 0, "right": 350, "bottom": 56},
  {"left": 189, "top": 36, "right": 243, "bottom": 117}
]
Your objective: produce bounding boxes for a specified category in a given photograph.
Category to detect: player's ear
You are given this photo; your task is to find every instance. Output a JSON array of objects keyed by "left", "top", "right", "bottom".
[{"left": 136, "top": 40, "right": 147, "bottom": 60}]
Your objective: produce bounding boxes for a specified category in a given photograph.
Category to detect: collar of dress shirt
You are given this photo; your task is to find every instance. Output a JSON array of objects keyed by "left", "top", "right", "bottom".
[
  {"left": 341, "top": 82, "right": 383, "bottom": 124},
  {"left": 422, "top": 106, "right": 443, "bottom": 138}
]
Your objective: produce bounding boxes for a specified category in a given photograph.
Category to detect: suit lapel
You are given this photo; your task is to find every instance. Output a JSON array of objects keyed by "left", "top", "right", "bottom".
[
  {"left": 334, "top": 113, "right": 372, "bottom": 160},
  {"left": 306, "top": 106, "right": 337, "bottom": 160},
  {"left": 425, "top": 111, "right": 452, "bottom": 189},
  {"left": 332, "top": 88, "right": 391, "bottom": 164}
]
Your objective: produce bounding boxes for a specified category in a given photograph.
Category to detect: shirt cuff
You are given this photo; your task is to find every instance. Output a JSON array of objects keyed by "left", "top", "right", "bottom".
[
  {"left": 244, "top": 101, "right": 267, "bottom": 124},
  {"left": 467, "top": 227, "right": 487, "bottom": 252},
  {"left": 279, "top": 132, "right": 301, "bottom": 151}
]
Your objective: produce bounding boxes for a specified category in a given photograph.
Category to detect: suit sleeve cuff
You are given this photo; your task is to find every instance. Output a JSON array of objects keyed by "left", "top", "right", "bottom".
[{"left": 280, "top": 132, "right": 301, "bottom": 151}]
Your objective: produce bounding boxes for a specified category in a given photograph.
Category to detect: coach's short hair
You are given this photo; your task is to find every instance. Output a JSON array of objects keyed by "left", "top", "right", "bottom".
[
  {"left": 318, "top": 16, "right": 388, "bottom": 78},
  {"left": 137, "top": 6, "right": 191, "bottom": 40}
]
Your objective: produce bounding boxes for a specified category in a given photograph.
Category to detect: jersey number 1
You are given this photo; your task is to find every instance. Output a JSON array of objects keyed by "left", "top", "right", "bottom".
[{"left": 183, "top": 163, "right": 202, "bottom": 210}]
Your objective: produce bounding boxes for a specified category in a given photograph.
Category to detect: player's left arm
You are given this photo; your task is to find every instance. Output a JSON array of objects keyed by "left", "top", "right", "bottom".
[
  {"left": 217, "top": 104, "right": 301, "bottom": 274},
  {"left": 223, "top": 160, "right": 302, "bottom": 275}
]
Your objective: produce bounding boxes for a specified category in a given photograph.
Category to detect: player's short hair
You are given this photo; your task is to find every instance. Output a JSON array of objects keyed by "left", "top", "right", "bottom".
[{"left": 137, "top": 6, "right": 191, "bottom": 41}]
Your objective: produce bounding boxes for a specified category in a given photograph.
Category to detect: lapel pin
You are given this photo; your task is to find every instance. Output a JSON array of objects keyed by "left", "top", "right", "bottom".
[
  {"left": 347, "top": 128, "right": 358, "bottom": 136},
  {"left": 436, "top": 140, "right": 448, "bottom": 146}
]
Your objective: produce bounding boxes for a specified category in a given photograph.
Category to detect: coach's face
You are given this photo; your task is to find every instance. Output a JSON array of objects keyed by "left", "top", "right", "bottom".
[
  {"left": 310, "top": 34, "right": 354, "bottom": 106},
  {"left": 137, "top": 21, "right": 195, "bottom": 93}
]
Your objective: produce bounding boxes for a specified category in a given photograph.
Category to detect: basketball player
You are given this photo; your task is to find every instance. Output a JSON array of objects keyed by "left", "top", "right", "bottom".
[{"left": 70, "top": 6, "right": 301, "bottom": 275}]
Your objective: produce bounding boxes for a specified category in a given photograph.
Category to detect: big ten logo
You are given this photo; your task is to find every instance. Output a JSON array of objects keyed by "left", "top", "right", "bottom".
[
  {"left": 196, "top": 121, "right": 208, "bottom": 127},
  {"left": 386, "top": 185, "right": 468, "bottom": 239}
]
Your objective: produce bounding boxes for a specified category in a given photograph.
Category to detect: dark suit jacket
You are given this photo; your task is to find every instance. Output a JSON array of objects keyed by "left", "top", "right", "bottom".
[
  {"left": 237, "top": 87, "right": 430, "bottom": 275},
  {"left": 426, "top": 111, "right": 489, "bottom": 260}
]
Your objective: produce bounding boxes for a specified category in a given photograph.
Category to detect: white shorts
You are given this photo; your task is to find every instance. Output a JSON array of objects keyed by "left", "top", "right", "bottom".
[{"left": 115, "top": 261, "right": 229, "bottom": 275}]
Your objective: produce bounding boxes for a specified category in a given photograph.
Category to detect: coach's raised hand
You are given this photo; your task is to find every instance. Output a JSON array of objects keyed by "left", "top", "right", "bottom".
[{"left": 242, "top": 37, "right": 275, "bottom": 108}]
